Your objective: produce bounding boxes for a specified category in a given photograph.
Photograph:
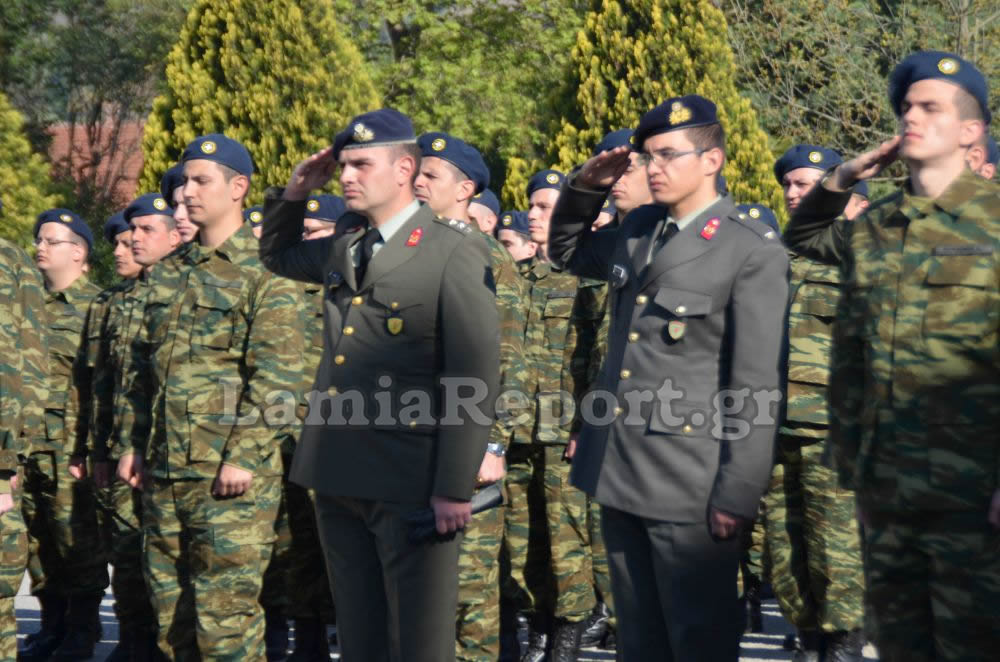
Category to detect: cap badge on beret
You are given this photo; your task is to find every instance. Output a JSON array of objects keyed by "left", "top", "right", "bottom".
[
  {"left": 669, "top": 101, "right": 692, "bottom": 126},
  {"left": 545, "top": 173, "right": 559, "bottom": 185},
  {"left": 629, "top": 135, "right": 635, "bottom": 144},
  {"left": 938, "top": 57, "right": 958, "bottom": 75},
  {"left": 60, "top": 213, "right": 72, "bottom": 223},
  {"left": 307, "top": 199, "right": 320, "bottom": 212},
  {"left": 808, "top": 151, "right": 823, "bottom": 164},
  {"left": 153, "top": 197, "right": 167, "bottom": 211},
  {"left": 353, "top": 123, "right": 374, "bottom": 143},
  {"left": 250, "top": 211, "right": 263, "bottom": 223},
  {"left": 749, "top": 207, "right": 761, "bottom": 219},
  {"left": 502, "top": 215, "right": 512, "bottom": 226},
  {"left": 431, "top": 138, "right": 446, "bottom": 152},
  {"left": 201, "top": 140, "right": 217, "bottom": 155}
]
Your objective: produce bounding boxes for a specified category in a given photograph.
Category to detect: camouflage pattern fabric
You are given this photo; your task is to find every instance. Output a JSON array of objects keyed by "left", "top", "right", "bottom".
[
  {"left": 97, "top": 479, "right": 153, "bottom": 634},
  {"left": 0, "top": 489, "right": 27, "bottom": 662},
  {"left": 784, "top": 169, "right": 1000, "bottom": 661},
  {"left": 587, "top": 498, "right": 616, "bottom": 627}
]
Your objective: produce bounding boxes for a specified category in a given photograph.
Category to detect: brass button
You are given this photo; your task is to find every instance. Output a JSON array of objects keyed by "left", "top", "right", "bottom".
[
  {"left": 334, "top": 355, "right": 345, "bottom": 365},
  {"left": 343, "top": 326, "right": 355, "bottom": 336},
  {"left": 628, "top": 332, "right": 639, "bottom": 342},
  {"left": 391, "top": 302, "right": 399, "bottom": 310},
  {"left": 636, "top": 294, "right": 648, "bottom": 305},
  {"left": 327, "top": 386, "right": 338, "bottom": 396},
  {"left": 682, "top": 424, "right": 693, "bottom": 435},
  {"left": 351, "top": 296, "right": 363, "bottom": 305},
  {"left": 613, "top": 407, "right": 624, "bottom": 416},
  {"left": 409, "top": 420, "right": 417, "bottom": 428},
  {"left": 676, "top": 305, "right": 687, "bottom": 314},
  {"left": 620, "top": 369, "right": 631, "bottom": 379}
]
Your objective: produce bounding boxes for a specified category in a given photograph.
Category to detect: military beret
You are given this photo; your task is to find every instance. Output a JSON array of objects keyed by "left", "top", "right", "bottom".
[
  {"left": 737, "top": 204, "right": 781, "bottom": 235},
  {"left": 34, "top": 208, "right": 93, "bottom": 251},
  {"left": 304, "top": 194, "right": 346, "bottom": 222},
  {"left": 601, "top": 196, "right": 617, "bottom": 217},
  {"left": 103, "top": 211, "right": 129, "bottom": 243},
  {"left": 774, "top": 145, "right": 842, "bottom": 183},
  {"left": 527, "top": 169, "right": 565, "bottom": 198},
  {"left": 332, "top": 108, "right": 415, "bottom": 159},
  {"left": 986, "top": 136, "right": 999, "bottom": 166},
  {"left": 417, "top": 132, "right": 491, "bottom": 194},
  {"left": 124, "top": 193, "right": 174, "bottom": 224},
  {"left": 243, "top": 206, "right": 264, "bottom": 228},
  {"left": 160, "top": 163, "right": 185, "bottom": 202},
  {"left": 634, "top": 95, "right": 718, "bottom": 150},
  {"left": 182, "top": 134, "right": 254, "bottom": 177},
  {"left": 888, "top": 51, "right": 990, "bottom": 124},
  {"left": 497, "top": 210, "right": 531, "bottom": 237},
  {"left": 470, "top": 188, "right": 501, "bottom": 216},
  {"left": 717, "top": 174, "right": 728, "bottom": 195},
  {"left": 853, "top": 180, "right": 869, "bottom": 199},
  {"left": 593, "top": 128, "right": 635, "bottom": 156}
]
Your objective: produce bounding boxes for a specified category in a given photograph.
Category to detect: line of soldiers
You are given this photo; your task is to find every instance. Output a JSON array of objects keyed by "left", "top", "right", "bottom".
[{"left": 0, "top": 46, "right": 997, "bottom": 662}]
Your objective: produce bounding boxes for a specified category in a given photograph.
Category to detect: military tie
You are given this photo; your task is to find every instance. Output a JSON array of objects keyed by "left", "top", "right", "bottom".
[
  {"left": 355, "top": 227, "right": 380, "bottom": 285},
  {"left": 646, "top": 220, "right": 680, "bottom": 267}
]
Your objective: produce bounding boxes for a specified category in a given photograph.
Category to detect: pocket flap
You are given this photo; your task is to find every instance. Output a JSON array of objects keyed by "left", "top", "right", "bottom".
[
  {"left": 925, "top": 254, "right": 992, "bottom": 287},
  {"left": 652, "top": 287, "right": 713, "bottom": 317}
]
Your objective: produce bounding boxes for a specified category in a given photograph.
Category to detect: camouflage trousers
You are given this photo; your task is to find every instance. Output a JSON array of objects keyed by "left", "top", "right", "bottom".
[
  {"left": 502, "top": 444, "right": 594, "bottom": 624},
  {"left": 587, "top": 498, "right": 616, "bottom": 628},
  {"left": 456, "top": 481, "right": 506, "bottom": 662},
  {"left": 738, "top": 500, "right": 767, "bottom": 595},
  {"left": 22, "top": 451, "right": 109, "bottom": 597},
  {"left": 143, "top": 475, "right": 280, "bottom": 661},
  {"left": 97, "top": 478, "right": 156, "bottom": 634},
  {"left": 861, "top": 511, "right": 1000, "bottom": 662},
  {"left": 0, "top": 486, "right": 28, "bottom": 662},
  {"left": 762, "top": 436, "right": 864, "bottom": 632},
  {"left": 261, "top": 471, "right": 336, "bottom": 623}
]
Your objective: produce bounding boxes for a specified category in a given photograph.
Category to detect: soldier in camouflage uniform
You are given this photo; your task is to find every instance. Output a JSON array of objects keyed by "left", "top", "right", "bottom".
[
  {"left": 784, "top": 51, "right": 1000, "bottom": 662},
  {"left": 19, "top": 210, "right": 107, "bottom": 662},
  {"left": 412, "top": 132, "right": 529, "bottom": 662},
  {"left": 763, "top": 145, "right": 867, "bottom": 662},
  {"left": 502, "top": 169, "right": 606, "bottom": 662},
  {"left": 116, "top": 135, "right": 305, "bottom": 660},
  {"left": 0, "top": 237, "right": 49, "bottom": 662},
  {"left": 73, "top": 199, "right": 180, "bottom": 660}
]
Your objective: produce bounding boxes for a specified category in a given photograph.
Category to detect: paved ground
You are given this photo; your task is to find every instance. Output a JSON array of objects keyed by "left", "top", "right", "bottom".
[{"left": 15, "top": 573, "right": 877, "bottom": 660}]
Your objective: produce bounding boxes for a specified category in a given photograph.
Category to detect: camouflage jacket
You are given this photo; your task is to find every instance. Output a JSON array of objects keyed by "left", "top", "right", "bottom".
[
  {"left": 784, "top": 169, "right": 999, "bottom": 514},
  {"left": 781, "top": 253, "right": 841, "bottom": 439},
  {"left": 513, "top": 257, "right": 607, "bottom": 445},
  {"left": 0, "top": 240, "right": 49, "bottom": 489},
  {"left": 38, "top": 275, "right": 101, "bottom": 456},
  {"left": 123, "top": 224, "right": 306, "bottom": 479}
]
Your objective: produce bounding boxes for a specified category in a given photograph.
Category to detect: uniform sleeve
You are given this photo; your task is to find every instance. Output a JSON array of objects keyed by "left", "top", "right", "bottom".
[
  {"left": 220, "top": 273, "right": 306, "bottom": 473},
  {"left": 69, "top": 297, "right": 106, "bottom": 459},
  {"left": 569, "top": 282, "right": 608, "bottom": 434},
  {"left": 782, "top": 179, "right": 854, "bottom": 266},
  {"left": 89, "top": 302, "right": 117, "bottom": 462},
  {"left": 258, "top": 188, "right": 329, "bottom": 284},
  {"left": 709, "top": 238, "right": 790, "bottom": 519},
  {"left": 489, "top": 240, "right": 528, "bottom": 446},
  {"left": 435, "top": 233, "right": 500, "bottom": 500},
  {"left": 121, "top": 305, "right": 157, "bottom": 457},
  {"left": 548, "top": 174, "right": 617, "bottom": 280}
]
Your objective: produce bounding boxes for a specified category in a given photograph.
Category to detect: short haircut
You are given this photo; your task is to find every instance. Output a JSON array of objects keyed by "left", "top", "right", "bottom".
[
  {"left": 686, "top": 123, "right": 726, "bottom": 155},
  {"left": 160, "top": 214, "right": 178, "bottom": 230},
  {"left": 954, "top": 87, "right": 984, "bottom": 122},
  {"left": 69, "top": 234, "right": 89, "bottom": 259}
]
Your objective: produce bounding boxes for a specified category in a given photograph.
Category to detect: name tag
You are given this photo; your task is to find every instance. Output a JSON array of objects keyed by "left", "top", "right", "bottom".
[
  {"left": 611, "top": 264, "right": 628, "bottom": 289},
  {"left": 932, "top": 244, "right": 993, "bottom": 256}
]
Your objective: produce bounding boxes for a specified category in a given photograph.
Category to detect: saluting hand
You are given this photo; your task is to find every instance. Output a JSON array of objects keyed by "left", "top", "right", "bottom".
[
  {"left": 430, "top": 495, "right": 472, "bottom": 535},
  {"left": 284, "top": 146, "right": 338, "bottom": 200},
  {"left": 831, "top": 136, "right": 902, "bottom": 191},
  {"left": 576, "top": 145, "right": 633, "bottom": 190}
]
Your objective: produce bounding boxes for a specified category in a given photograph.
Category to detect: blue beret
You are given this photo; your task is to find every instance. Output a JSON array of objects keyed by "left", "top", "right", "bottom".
[
  {"left": 34, "top": 208, "right": 93, "bottom": 251},
  {"left": 182, "top": 134, "right": 254, "bottom": 177},
  {"left": 986, "top": 136, "right": 999, "bottom": 167},
  {"left": 593, "top": 129, "right": 635, "bottom": 156},
  {"left": 527, "top": 169, "right": 565, "bottom": 198},
  {"left": 601, "top": 196, "right": 617, "bottom": 217},
  {"left": 717, "top": 174, "right": 728, "bottom": 195},
  {"left": 497, "top": 210, "right": 531, "bottom": 237},
  {"left": 774, "top": 145, "right": 842, "bottom": 182},
  {"left": 634, "top": 95, "right": 718, "bottom": 150},
  {"left": 889, "top": 51, "right": 990, "bottom": 124},
  {"left": 417, "top": 132, "right": 491, "bottom": 194},
  {"left": 304, "top": 194, "right": 346, "bottom": 222},
  {"left": 243, "top": 206, "right": 264, "bottom": 228},
  {"left": 103, "top": 211, "right": 129, "bottom": 243},
  {"left": 853, "top": 180, "right": 869, "bottom": 198},
  {"left": 470, "top": 188, "right": 501, "bottom": 216},
  {"left": 333, "top": 108, "right": 415, "bottom": 159},
  {"left": 124, "top": 193, "right": 174, "bottom": 224},
  {"left": 737, "top": 204, "right": 780, "bottom": 235},
  {"left": 160, "top": 163, "right": 184, "bottom": 201}
]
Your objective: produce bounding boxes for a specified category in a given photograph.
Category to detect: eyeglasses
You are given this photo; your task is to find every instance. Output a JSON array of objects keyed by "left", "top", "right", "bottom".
[
  {"left": 636, "top": 148, "right": 705, "bottom": 167},
  {"left": 33, "top": 237, "right": 77, "bottom": 247}
]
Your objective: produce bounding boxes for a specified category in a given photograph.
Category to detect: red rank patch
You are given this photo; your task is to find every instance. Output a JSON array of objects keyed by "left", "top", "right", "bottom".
[
  {"left": 700, "top": 217, "right": 720, "bottom": 240},
  {"left": 406, "top": 227, "right": 423, "bottom": 246}
]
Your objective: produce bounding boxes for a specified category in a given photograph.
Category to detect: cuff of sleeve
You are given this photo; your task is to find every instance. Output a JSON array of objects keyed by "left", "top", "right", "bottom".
[{"left": 710, "top": 476, "right": 764, "bottom": 520}]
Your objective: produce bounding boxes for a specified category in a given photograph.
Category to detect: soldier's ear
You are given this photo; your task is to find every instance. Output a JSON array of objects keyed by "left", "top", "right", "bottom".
[{"left": 958, "top": 118, "right": 986, "bottom": 150}]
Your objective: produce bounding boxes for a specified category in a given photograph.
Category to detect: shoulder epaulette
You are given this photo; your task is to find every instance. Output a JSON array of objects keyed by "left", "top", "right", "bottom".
[{"left": 434, "top": 215, "right": 474, "bottom": 235}]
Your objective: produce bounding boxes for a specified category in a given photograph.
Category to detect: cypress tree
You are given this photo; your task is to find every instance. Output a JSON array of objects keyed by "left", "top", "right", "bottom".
[
  {"left": 138, "top": 0, "right": 380, "bottom": 200},
  {"left": 0, "top": 91, "right": 59, "bottom": 244}
]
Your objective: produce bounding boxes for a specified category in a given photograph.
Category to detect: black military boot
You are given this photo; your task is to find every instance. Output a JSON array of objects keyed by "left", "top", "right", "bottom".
[
  {"left": 18, "top": 592, "right": 68, "bottom": 661},
  {"left": 519, "top": 614, "right": 549, "bottom": 662},
  {"left": 265, "top": 608, "right": 290, "bottom": 662},
  {"left": 287, "top": 618, "right": 330, "bottom": 662},
  {"left": 50, "top": 593, "right": 103, "bottom": 661},
  {"left": 498, "top": 607, "right": 522, "bottom": 661},
  {"left": 823, "top": 629, "right": 864, "bottom": 662},
  {"left": 578, "top": 602, "right": 611, "bottom": 647},
  {"left": 549, "top": 618, "right": 584, "bottom": 662},
  {"left": 791, "top": 629, "right": 822, "bottom": 662},
  {"left": 744, "top": 574, "right": 764, "bottom": 633}
]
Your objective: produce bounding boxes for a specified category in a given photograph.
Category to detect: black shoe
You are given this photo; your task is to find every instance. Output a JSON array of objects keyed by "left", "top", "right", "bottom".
[
  {"left": 744, "top": 581, "right": 764, "bottom": 633},
  {"left": 265, "top": 609, "right": 290, "bottom": 662},
  {"left": 578, "top": 602, "right": 611, "bottom": 647},
  {"left": 288, "top": 618, "right": 330, "bottom": 662},
  {"left": 549, "top": 618, "right": 583, "bottom": 662},
  {"left": 519, "top": 630, "right": 548, "bottom": 662},
  {"left": 823, "top": 629, "right": 864, "bottom": 662},
  {"left": 791, "top": 630, "right": 822, "bottom": 662},
  {"left": 18, "top": 593, "right": 68, "bottom": 661},
  {"left": 50, "top": 594, "right": 103, "bottom": 661},
  {"left": 599, "top": 627, "right": 616, "bottom": 650}
]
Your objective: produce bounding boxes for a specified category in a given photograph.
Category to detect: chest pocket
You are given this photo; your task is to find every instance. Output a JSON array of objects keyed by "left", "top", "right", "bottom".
[
  {"left": 650, "top": 287, "right": 714, "bottom": 344},
  {"left": 542, "top": 292, "right": 575, "bottom": 351},
  {"left": 370, "top": 286, "right": 427, "bottom": 338},
  {"left": 191, "top": 279, "right": 242, "bottom": 349},
  {"left": 796, "top": 271, "right": 841, "bottom": 319},
  {"left": 923, "top": 252, "right": 996, "bottom": 340}
]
